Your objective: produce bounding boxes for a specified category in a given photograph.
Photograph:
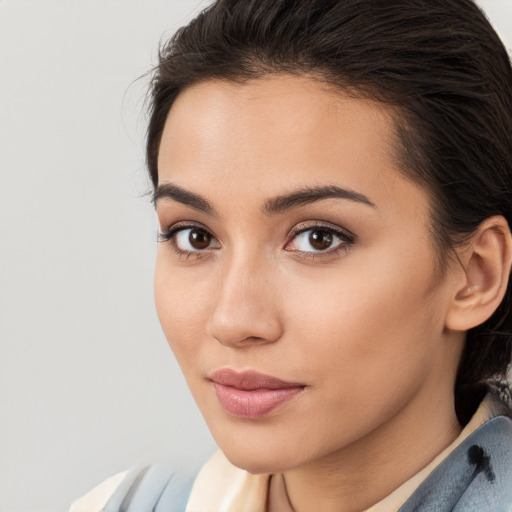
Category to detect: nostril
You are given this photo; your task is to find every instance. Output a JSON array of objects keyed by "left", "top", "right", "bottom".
[{"left": 208, "top": 312, "right": 283, "bottom": 348}]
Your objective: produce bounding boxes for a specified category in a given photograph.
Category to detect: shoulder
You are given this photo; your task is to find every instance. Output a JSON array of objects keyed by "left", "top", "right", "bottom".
[
  {"left": 69, "top": 461, "right": 200, "bottom": 512},
  {"left": 400, "top": 414, "right": 512, "bottom": 512},
  {"left": 69, "top": 470, "right": 129, "bottom": 512},
  {"left": 453, "top": 415, "right": 512, "bottom": 511}
]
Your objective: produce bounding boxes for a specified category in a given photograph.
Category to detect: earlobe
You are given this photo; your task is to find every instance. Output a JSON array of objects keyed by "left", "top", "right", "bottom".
[{"left": 445, "top": 216, "right": 512, "bottom": 332}]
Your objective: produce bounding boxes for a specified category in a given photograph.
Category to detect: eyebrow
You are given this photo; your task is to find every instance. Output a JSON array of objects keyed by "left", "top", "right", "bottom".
[
  {"left": 154, "top": 182, "right": 375, "bottom": 216},
  {"left": 262, "top": 185, "right": 376, "bottom": 215},
  {"left": 154, "top": 182, "right": 217, "bottom": 216}
]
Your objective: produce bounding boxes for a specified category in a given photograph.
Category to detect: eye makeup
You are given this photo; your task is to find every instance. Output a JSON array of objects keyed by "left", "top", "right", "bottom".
[{"left": 158, "top": 219, "right": 356, "bottom": 262}]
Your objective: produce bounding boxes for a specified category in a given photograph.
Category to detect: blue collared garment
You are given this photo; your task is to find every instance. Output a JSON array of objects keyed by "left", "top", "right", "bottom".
[
  {"left": 399, "top": 414, "right": 512, "bottom": 511},
  {"left": 100, "top": 461, "right": 198, "bottom": 512}
]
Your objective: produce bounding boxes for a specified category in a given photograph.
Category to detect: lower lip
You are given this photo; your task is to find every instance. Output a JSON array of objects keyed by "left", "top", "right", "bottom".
[{"left": 212, "top": 383, "right": 304, "bottom": 419}]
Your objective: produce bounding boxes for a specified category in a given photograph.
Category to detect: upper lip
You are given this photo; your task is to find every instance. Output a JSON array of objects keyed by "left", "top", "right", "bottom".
[{"left": 208, "top": 369, "right": 305, "bottom": 390}]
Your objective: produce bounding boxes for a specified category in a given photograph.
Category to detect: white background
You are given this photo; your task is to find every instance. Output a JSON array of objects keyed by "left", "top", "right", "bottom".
[{"left": 1, "top": 1, "right": 511, "bottom": 511}]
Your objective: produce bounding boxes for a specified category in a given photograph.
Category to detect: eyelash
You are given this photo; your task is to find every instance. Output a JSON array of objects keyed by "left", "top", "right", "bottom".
[
  {"left": 157, "top": 221, "right": 356, "bottom": 261},
  {"left": 157, "top": 222, "right": 214, "bottom": 260}
]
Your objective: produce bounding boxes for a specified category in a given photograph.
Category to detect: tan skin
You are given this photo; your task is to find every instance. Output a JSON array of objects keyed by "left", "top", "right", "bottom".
[{"left": 153, "top": 75, "right": 512, "bottom": 512}]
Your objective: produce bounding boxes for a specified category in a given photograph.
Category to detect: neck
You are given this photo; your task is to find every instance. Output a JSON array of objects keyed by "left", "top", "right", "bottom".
[{"left": 270, "top": 385, "right": 462, "bottom": 512}]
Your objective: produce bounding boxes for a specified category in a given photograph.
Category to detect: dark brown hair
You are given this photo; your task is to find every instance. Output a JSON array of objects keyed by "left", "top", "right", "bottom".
[{"left": 146, "top": 0, "right": 512, "bottom": 423}]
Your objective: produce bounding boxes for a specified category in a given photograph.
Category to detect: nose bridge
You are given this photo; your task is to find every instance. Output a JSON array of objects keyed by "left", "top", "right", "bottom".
[{"left": 207, "top": 245, "right": 282, "bottom": 347}]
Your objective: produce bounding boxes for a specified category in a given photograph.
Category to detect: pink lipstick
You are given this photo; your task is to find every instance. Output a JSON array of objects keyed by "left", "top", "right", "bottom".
[{"left": 208, "top": 369, "right": 305, "bottom": 419}]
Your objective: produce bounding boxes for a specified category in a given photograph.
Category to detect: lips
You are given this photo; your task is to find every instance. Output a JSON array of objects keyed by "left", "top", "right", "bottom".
[{"left": 208, "top": 369, "right": 306, "bottom": 419}]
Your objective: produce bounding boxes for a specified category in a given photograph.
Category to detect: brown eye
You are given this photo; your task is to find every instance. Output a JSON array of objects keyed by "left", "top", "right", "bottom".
[
  {"left": 173, "top": 227, "right": 218, "bottom": 252},
  {"left": 189, "top": 228, "right": 211, "bottom": 249},
  {"left": 309, "top": 230, "right": 333, "bottom": 250},
  {"left": 286, "top": 225, "right": 353, "bottom": 255}
]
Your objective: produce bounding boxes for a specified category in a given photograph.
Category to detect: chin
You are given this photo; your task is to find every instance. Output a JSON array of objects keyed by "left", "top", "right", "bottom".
[
  {"left": 199, "top": 395, "right": 319, "bottom": 474},
  {"left": 212, "top": 427, "right": 311, "bottom": 475},
  {"left": 222, "top": 447, "right": 294, "bottom": 475}
]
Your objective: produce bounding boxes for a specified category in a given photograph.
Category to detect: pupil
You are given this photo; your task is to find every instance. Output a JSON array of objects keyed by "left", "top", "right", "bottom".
[
  {"left": 189, "top": 229, "right": 211, "bottom": 249},
  {"left": 309, "top": 230, "right": 332, "bottom": 250}
]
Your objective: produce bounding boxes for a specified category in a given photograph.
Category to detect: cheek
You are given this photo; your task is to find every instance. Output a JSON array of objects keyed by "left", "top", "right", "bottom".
[
  {"left": 154, "top": 252, "right": 213, "bottom": 364},
  {"left": 281, "top": 249, "right": 443, "bottom": 388}
]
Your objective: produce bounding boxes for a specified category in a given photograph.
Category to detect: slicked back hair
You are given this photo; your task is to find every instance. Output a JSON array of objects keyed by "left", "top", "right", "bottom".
[{"left": 146, "top": 0, "right": 512, "bottom": 424}]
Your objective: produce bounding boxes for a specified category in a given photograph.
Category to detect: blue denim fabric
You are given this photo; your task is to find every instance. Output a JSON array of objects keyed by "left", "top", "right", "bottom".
[
  {"left": 102, "top": 461, "right": 197, "bottom": 512},
  {"left": 399, "top": 415, "right": 512, "bottom": 512}
]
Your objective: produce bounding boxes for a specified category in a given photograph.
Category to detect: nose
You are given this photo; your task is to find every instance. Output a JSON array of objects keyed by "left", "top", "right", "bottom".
[{"left": 206, "top": 254, "right": 283, "bottom": 348}]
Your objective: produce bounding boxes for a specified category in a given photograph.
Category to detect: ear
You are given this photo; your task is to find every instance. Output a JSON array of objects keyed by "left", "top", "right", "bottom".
[{"left": 445, "top": 216, "right": 512, "bottom": 331}]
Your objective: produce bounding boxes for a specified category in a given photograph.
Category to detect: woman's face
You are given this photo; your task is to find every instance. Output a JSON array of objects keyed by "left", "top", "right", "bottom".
[{"left": 154, "top": 75, "right": 463, "bottom": 474}]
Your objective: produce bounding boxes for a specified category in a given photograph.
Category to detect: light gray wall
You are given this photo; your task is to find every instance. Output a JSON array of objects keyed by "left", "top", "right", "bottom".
[
  {"left": 0, "top": 2, "right": 216, "bottom": 511},
  {"left": 0, "top": 1, "right": 510, "bottom": 511}
]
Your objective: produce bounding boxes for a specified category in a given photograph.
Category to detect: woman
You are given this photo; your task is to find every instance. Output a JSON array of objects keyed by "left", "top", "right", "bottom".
[{"left": 71, "top": 0, "right": 512, "bottom": 510}]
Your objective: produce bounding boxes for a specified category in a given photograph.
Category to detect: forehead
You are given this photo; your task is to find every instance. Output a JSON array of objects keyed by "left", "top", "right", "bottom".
[
  {"left": 157, "top": 74, "right": 428, "bottom": 222},
  {"left": 159, "top": 75, "right": 393, "bottom": 173}
]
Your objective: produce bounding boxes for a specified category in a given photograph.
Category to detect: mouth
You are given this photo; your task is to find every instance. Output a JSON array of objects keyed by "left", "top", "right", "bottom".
[{"left": 208, "top": 369, "right": 306, "bottom": 419}]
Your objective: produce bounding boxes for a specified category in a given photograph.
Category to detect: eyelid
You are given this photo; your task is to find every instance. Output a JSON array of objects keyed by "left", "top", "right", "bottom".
[
  {"left": 287, "top": 221, "right": 356, "bottom": 244},
  {"left": 158, "top": 221, "right": 216, "bottom": 242}
]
